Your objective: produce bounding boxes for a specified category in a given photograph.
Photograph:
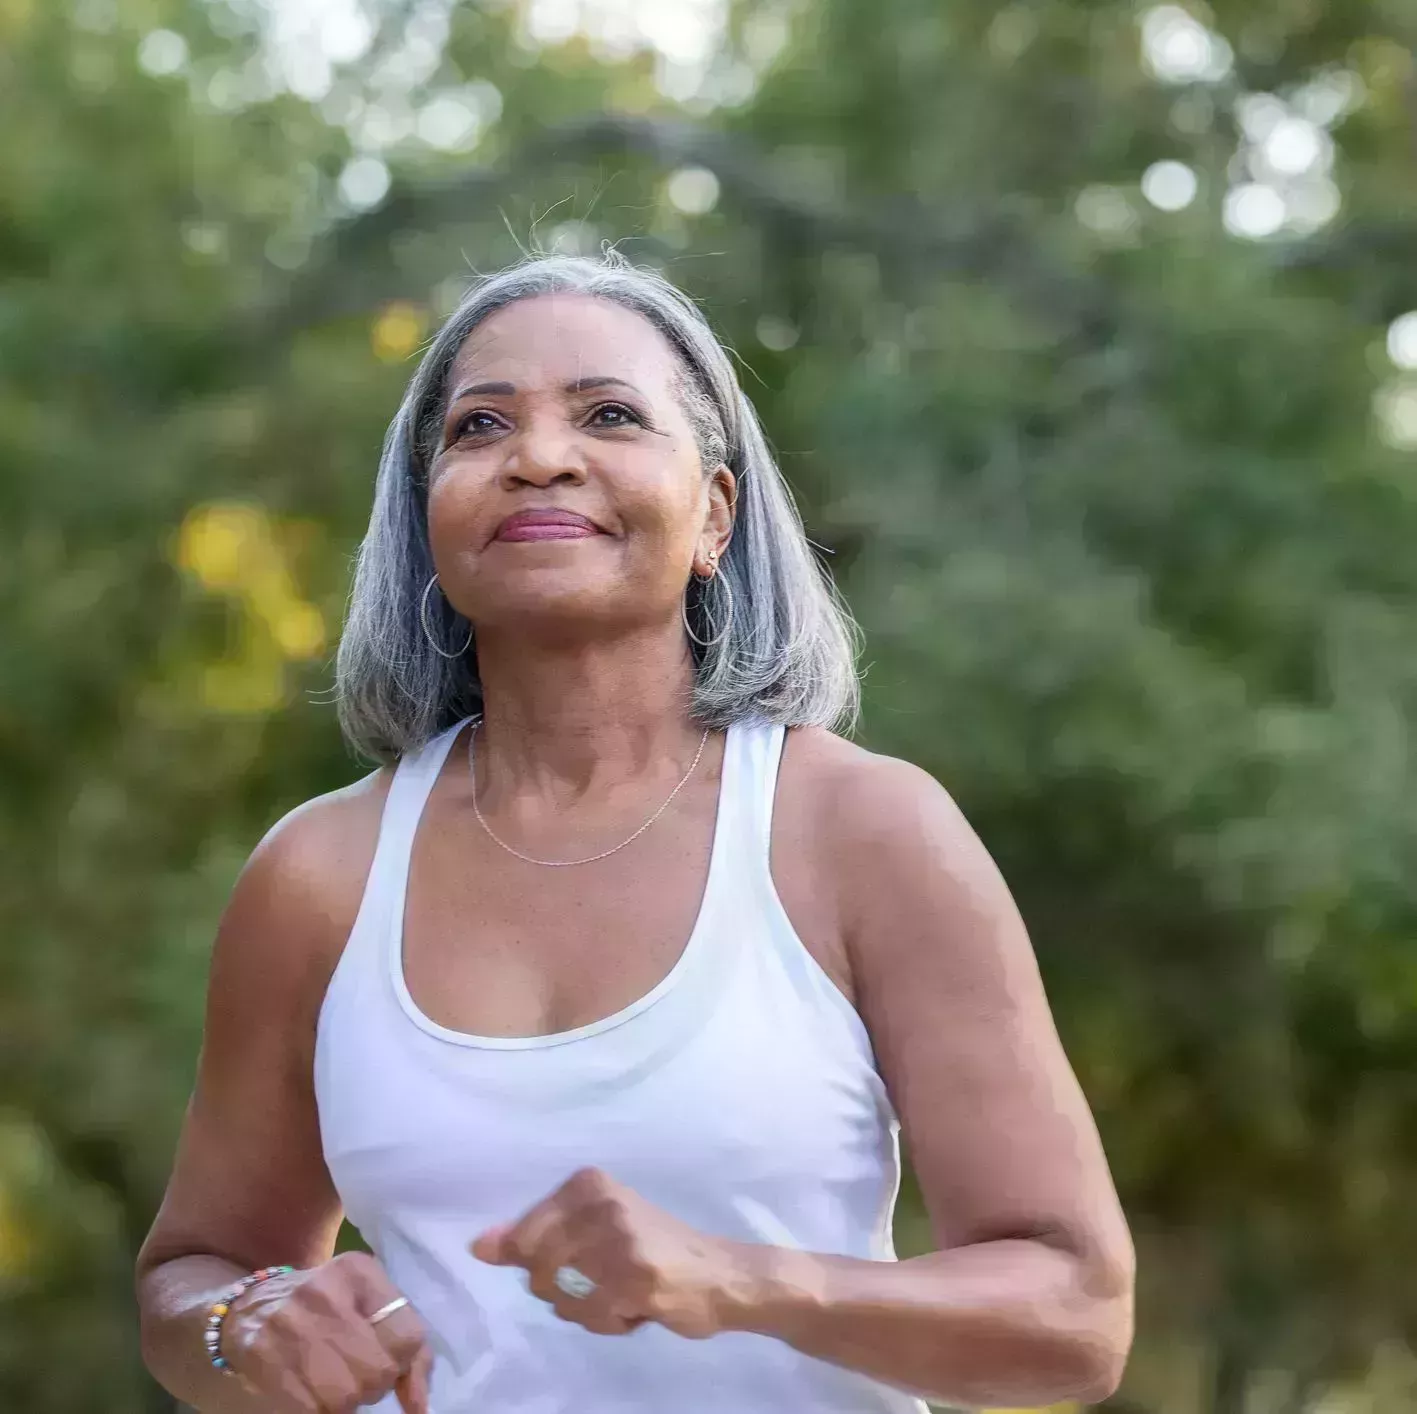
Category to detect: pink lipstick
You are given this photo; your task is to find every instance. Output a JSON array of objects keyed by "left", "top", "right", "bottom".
[{"left": 494, "top": 509, "right": 603, "bottom": 542}]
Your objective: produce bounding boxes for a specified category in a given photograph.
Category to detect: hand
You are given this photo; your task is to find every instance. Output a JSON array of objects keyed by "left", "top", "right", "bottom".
[
  {"left": 221, "top": 1252, "right": 433, "bottom": 1414},
  {"left": 471, "top": 1167, "right": 749, "bottom": 1340}
]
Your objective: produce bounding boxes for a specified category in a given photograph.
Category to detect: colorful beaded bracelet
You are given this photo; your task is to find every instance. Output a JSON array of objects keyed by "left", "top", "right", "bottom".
[{"left": 204, "top": 1265, "right": 293, "bottom": 1375}]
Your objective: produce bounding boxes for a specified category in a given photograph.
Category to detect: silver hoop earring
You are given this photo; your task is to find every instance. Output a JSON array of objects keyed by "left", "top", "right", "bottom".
[
  {"left": 682, "top": 570, "right": 733, "bottom": 650},
  {"left": 420, "top": 574, "right": 473, "bottom": 659}
]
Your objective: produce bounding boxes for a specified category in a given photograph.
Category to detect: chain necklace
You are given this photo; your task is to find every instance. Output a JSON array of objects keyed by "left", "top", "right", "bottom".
[{"left": 466, "top": 720, "right": 712, "bottom": 868}]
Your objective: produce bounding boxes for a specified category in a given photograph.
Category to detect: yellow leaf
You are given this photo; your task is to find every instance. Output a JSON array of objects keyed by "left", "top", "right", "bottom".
[
  {"left": 372, "top": 301, "right": 428, "bottom": 363},
  {"left": 272, "top": 600, "right": 326, "bottom": 661},
  {"left": 175, "top": 502, "right": 271, "bottom": 591}
]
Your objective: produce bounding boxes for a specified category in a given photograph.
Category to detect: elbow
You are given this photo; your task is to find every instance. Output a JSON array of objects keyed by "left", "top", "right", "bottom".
[
  {"left": 134, "top": 1277, "right": 163, "bottom": 1381},
  {"left": 133, "top": 1246, "right": 181, "bottom": 1383},
  {"left": 1039, "top": 1305, "right": 1131, "bottom": 1406},
  {"left": 1063, "top": 1250, "right": 1135, "bottom": 1404},
  {"left": 1067, "top": 1329, "right": 1131, "bottom": 1405}
]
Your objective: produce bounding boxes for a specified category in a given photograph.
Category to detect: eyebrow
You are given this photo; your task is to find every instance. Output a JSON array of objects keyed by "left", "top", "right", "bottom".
[{"left": 446, "top": 375, "right": 645, "bottom": 404}]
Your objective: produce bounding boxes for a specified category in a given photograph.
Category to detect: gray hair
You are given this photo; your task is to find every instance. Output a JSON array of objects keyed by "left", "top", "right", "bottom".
[{"left": 335, "top": 251, "right": 861, "bottom": 763}]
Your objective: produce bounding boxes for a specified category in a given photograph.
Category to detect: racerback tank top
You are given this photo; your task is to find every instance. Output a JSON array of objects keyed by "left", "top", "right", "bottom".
[{"left": 314, "top": 716, "right": 927, "bottom": 1413}]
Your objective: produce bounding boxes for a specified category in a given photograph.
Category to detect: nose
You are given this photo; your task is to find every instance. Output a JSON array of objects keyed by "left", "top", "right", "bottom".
[{"left": 498, "top": 415, "right": 588, "bottom": 490}]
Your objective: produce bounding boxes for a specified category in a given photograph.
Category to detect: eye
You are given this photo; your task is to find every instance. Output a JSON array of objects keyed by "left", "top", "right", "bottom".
[
  {"left": 453, "top": 410, "right": 506, "bottom": 440},
  {"left": 586, "top": 402, "right": 643, "bottom": 430}
]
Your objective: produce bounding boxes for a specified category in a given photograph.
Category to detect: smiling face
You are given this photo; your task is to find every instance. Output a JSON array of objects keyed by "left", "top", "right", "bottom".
[{"left": 426, "top": 293, "right": 734, "bottom": 640}]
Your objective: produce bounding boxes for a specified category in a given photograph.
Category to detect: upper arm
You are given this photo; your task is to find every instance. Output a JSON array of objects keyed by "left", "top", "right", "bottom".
[
  {"left": 136, "top": 773, "right": 389, "bottom": 1280},
  {"left": 829, "top": 754, "right": 1133, "bottom": 1288}
]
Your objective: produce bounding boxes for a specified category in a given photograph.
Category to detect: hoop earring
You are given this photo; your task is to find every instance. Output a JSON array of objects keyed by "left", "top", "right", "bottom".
[
  {"left": 420, "top": 575, "right": 473, "bottom": 659},
  {"left": 682, "top": 570, "right": 733, "bottom": 650}
]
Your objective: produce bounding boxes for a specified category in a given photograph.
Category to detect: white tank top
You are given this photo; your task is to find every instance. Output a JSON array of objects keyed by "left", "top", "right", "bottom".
[{"left": 314, "top": 716, "right": 927, "bottom": 1413}]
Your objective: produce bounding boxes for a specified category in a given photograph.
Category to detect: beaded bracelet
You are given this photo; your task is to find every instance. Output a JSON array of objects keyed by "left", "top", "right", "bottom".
[{"left": 205, "top": 1265, "right": 294, "bottom": 1375}]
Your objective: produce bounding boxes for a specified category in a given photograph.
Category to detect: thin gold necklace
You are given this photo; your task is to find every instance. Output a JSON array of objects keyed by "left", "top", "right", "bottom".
[{"left": 466, "top": 720, "right": 712, "bottom": 867}]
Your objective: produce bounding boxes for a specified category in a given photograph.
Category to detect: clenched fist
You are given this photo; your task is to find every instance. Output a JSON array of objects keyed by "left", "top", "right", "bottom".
[
  {"left": 472, "top": 1167, "right": 755, "bottom": 1340},
  {"left": 221, "top": 1251, "right": 433, "bottom": 1414}
]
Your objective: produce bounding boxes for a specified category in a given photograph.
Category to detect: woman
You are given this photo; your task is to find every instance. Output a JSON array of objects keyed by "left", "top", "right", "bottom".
[{"left": 136, "top": 252, "right": 1134, "bottom": 1414}]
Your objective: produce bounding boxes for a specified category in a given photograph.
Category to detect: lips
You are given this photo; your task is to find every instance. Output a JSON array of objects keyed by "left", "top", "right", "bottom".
[{"left": 493, "top": 509, "right": 604, "bottom": 542}]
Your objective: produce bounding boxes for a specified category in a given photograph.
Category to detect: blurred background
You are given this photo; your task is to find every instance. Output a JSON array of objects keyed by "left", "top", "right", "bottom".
[{"left": 2, "top": 0, "right": 1416, "bottom": 1410}]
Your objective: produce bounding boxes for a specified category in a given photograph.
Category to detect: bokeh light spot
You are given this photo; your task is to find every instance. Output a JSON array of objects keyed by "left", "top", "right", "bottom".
[
  {"left": 1385, "top": 312, "right": 1417, "bottom": 371},
  {"left": 1374, "top": 380, "right": 1417, "bottom": 451},
  {"left": 1141, "top": 160, "right": 1198, "bottom": 212},
  {"left": 756, "top": 316, "right": 799, "bottom": 351},
  {"left": 177, "top": 503, "right": 266, "bottom": 591},
  {"left": 1223, "top": 183, "right": 1286, "bottom": 239},
  {"left": 1263, "top": 116, "right": 1329, "bottom": 177},
  {"left": 372, "top": 302, "right": 428, "bottom": 363},
  {"left": 1140, "top": 6, "right": 1233, "bottom": 85},
  {"left": 338, "top": 156, "right": 391, "bottom": 210},
  {"left": 272, "top": 602, "right": 327, "bottom": 660},
  {"left": 666, "top": 166, "right": 721, "bottom": 215},
  {"left": 1075, "top": 185, "right": 1140, "bottom": 240},
  {"left": 137, "top": 28, "right": 188, "bottom": 76}
]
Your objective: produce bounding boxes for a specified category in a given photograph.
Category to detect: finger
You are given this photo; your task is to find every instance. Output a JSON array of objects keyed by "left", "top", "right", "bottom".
[
  {"left": 330, "top": 1250, "right": 405, "bottom": 1315},
  {"left": 470, "top": 1223, "right": 513, "bottom": 1265},
  {"left": 326, "top": 1322, "right": 402, "bottom": 1406},
  {"left": 370, "top": 1301, "right": 429, "bottom": 1366},
  {"left": 524, "top": 1231, "right": 586, "bottom": 1304},
  {"left": 546, "top": 1278, "right": 648, "bottom": 1336},
  {"left": 530, "top": 1243, "right": 637, "bottom": 1331},
  {"left": 559, "top": 1303, "right": 640, "bottom": 1337},
  {"left": 270, "top": 1367, "right": 321, "bottom": 1414},
  {"left": 241, "top": 1318, "right": 325, "bottom": 1410},
  {"left": 395, "top": 1343, "right": 434, "bottom": 1414},
  {"left": 299, "top": 1344, "right": 364, "bottom": 1414},
  {"left": 372, "top": 1307, "right": 434, "bottom": 1411},
  {"left": 296, "top": 1275, "right": 405, "bottom": 1404},
  {"left": 480, "top": 1198, "right": 571, "bottom": 1271}
]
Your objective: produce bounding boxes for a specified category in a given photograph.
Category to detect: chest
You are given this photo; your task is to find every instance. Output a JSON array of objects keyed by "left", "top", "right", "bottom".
[
  {"left": 400, "top": 760, "right": 851, "bottom": 1041},
  {"left": 402, "top": 769, "right": 720, "bottom": 1038},
  {"left": 319, "top": 960, "right": 897, "bottom": 1253}
]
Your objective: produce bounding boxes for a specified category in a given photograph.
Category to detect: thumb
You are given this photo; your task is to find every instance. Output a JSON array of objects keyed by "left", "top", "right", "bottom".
[
  {"left": 471, "top": 1225, "right": 513, "bottom": 1264},
  {"left": 395, "top": 1344, "right": 433, "bottom": 1414}
]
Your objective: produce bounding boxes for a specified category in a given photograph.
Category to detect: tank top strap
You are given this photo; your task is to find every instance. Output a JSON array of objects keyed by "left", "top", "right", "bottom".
[
  {"left": 362, "top": 718, "right": 470, "bottom": 934},
  {"left": 720, "top": 717, "right": 787, "bottom": 863},
  {"left": 719, "top": 718, "right": 884, "bottom": 1063}
]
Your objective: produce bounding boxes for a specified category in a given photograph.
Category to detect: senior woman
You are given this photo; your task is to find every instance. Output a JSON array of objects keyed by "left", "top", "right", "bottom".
[{"left": 136, "top": 253, "right": 1134, "bottom": 1414}]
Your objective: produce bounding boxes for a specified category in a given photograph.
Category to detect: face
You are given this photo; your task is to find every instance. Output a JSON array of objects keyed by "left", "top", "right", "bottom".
[{"left": 426, "top": 293, "right": 734, "bottom": 638}]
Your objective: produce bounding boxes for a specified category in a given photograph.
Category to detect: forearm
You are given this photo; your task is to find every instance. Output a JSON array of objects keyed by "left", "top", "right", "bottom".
[
  {"left": 137, "top": 1254, "right": 279, "bottom": 1414},
  {"left": 719, "top": 1237, "right": 1132, "bottom": 1409}
]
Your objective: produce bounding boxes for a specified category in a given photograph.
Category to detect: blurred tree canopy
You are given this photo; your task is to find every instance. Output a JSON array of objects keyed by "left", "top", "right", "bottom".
[{"left": 2, "top": 1, "right": 1416, "bottom": 1410}]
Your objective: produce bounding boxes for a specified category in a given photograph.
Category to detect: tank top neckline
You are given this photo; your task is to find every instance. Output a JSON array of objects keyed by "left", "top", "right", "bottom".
[{"left": 384, "top": 717, "right": 746, "bottom": 1052}]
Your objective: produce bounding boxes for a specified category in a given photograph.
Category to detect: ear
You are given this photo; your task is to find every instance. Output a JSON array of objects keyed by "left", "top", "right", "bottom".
[{"left": 695, "top": 465, "right": 736, "bottom": 575}]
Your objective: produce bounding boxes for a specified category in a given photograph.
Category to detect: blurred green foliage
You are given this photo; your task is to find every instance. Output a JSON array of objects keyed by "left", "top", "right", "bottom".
[{"left": 2, "top": 1, "right": 1416, "bottom": 1410}]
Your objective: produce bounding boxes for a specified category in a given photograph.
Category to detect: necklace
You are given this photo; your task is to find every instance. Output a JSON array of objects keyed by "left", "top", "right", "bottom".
[{"left": 466, "top": 720, "right": 712, "bottom": 867}]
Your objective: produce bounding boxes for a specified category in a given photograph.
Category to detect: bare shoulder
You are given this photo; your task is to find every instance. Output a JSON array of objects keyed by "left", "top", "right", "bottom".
[
  {"left": 772, "top": 729, "right": 981, "bottom": 1001},
  {"left": 780, "top": 726, "right": 1021, "bottom": 989},
  {"left": 212, "top": 765, "right": 394, "bottom": 1012},
  {"left": 249, "top": 767, "right": 393, "bottom": 909},
  {"left": 780, "top": 726, "right": 976, "bottom": 882}
]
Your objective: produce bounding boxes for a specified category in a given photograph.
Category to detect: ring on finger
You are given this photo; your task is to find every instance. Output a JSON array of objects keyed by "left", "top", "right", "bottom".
[
  {"left": 368, "top": 1296, "right": 410, "bottom": 1326},
  {"left": 553, "top": 1266, "right": 597, "bottom": 1300}
]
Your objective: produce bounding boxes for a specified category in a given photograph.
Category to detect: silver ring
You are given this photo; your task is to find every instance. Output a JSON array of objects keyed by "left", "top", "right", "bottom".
[
  {"left": 368, "top": 1295, "right": 410, "bottom": 1326},
  {"left": 553, "top": 1266, "right": 596, "bottom": 1300}
]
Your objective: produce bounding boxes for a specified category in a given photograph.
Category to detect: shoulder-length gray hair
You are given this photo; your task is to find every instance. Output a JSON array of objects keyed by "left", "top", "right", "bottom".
[{"left": 335, "top": 251, "right": 860, "bottom": 763}]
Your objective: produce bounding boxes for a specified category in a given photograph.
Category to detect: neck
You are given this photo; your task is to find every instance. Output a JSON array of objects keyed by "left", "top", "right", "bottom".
[{"left": 471, "top": 620, "right": 706, "bottom": 796}]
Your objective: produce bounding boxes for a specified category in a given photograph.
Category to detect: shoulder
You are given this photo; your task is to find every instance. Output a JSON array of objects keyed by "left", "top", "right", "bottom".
[
  {"left": 779, "top": 726, "right": 1013, "bottom": 970},
  {"left": 780, "top": 726, "right": 973, "bottom": 873},
  {"left": 209, "top": 766, "right": 394, "bottom": 1013},
  {"left": 244, "top": 767, "right": 392, "bottom": 920}
]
